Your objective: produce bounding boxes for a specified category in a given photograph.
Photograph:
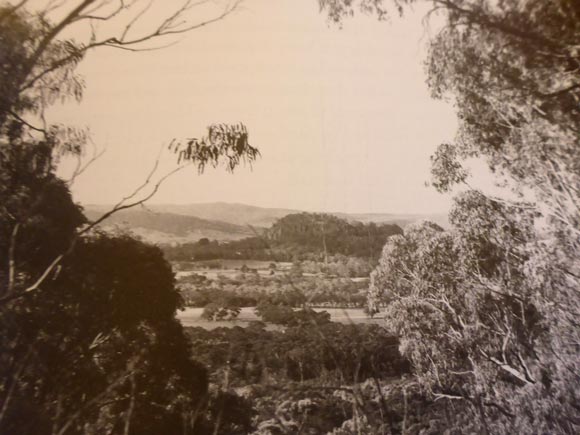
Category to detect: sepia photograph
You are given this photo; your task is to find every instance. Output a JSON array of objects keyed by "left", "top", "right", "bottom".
[{"left": 1, "top": 0, "right": 579, "bottom": 433}]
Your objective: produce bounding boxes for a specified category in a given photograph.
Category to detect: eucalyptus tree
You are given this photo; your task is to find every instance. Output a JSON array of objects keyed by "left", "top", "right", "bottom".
[
  {"left": 0, "top": 1, "right": 260, "bottom": 433},
  {"left": 322, "top": 0, "right": 580, "bottom": 432},
  {"left": 0, "top": 0, "right": 259, "bottom": 306}
]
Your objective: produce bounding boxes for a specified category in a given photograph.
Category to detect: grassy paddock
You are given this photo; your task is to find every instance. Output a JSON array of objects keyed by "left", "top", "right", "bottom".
[{"left": 176, "top": 306, "right": 383, "bottom": 329}]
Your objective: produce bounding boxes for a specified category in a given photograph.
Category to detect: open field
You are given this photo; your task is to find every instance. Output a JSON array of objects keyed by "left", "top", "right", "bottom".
[
  {"left": 176, "top": 260, "right": 293, "bottom": 270},
  {"left": 176, "top": 307, "right": 384, "bottom": 329},
  {"left": 175, "top": 260, "right": 293, "bottom": 280}
]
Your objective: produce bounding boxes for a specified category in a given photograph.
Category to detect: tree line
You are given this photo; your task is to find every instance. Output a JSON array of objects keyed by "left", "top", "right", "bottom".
[{"left": 163, "top": 212, "right": 403, "bottom": 263}]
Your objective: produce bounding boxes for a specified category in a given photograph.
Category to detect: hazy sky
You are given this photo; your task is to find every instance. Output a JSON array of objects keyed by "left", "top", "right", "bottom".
[{"left": 49, "top": 0, "right": 463, "bottom": 214}]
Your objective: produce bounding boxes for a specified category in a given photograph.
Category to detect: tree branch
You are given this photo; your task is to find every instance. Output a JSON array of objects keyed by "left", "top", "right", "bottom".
[
  {"left": 6, "top": 223, "right": 20, "bottom": 297},
  {"left": 480, "top": 349, "right": 535, "bottom": 385},
  {"left": 0, "top": 156, "right": 189, "bottom": 307},
  {"left": 66, "top": 142, "right": 106, "bottom": 186}
]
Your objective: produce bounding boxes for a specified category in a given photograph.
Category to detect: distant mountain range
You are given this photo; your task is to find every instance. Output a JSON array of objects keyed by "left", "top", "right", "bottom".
[
  {"left": 83, "top": 202, "right": 448, "bottom": 244},
  {"left": 83, "top": 207, "right": 255, "bottom": 244}
]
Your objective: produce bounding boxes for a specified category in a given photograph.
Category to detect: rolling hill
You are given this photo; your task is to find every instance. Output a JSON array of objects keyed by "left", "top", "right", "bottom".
[
  {"left": 146, "top": 203, "right": 298, "bottom": 228},
  {"left": 143, "top": 202, "right": 448, "bottom": 228},
  {"left": 83, "top": 207, "right": 255, "bottom": 244},
  {"left": 83, "top": 203, "right": 449, "bottom": 245}
]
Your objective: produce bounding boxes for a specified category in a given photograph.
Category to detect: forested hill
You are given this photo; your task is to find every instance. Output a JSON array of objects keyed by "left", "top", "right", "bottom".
[
  {"left": 267, "top": 213, "right": 402, "bottom": 258},
  {"left": 163, "top": 212, "right": 403, "bottom": 262}
]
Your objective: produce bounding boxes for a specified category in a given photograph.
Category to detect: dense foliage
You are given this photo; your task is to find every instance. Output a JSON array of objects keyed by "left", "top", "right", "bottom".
[
  {"left": 164, "top": 237, "right": 276, "bottom": 262},
  {"left": 184, "top": 322, "right": 410, "bottom": 433},
  {"left": 268, "top": 213, "right": 402, "bottom": 259},
  {"left": 179, "top": 269, "right": 369, "bottom": 311},
  {"left": 323, "top": 0, "right": 580, "bottom": 433},
  {"left": 188, "top": 322, "right": 407, "bottom": 385},
  {"left": 0, "top": 2, "right": 257, "bottom": 434},
  {"left": 1, "top": 234, "right": 211, "bottom": 434}
]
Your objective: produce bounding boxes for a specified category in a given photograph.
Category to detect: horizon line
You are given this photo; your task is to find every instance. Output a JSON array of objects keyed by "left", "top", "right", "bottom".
[{"left": 80, "top": 200, "right": 449, "bottom": 217}]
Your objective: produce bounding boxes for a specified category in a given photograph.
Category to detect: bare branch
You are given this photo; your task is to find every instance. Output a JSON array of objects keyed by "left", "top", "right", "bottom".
[
  {"left": 516, "top": 351, "right": 536, "bottom": 384},
  {"left": 0, "top": 253, "right": 64, "bottom": 305},
  {"left": 479, "top": 349, "right": 535, "bottom": 385},
  {"left": 55, "top": 366, "right": 136, "bottom": 435},
  {"left": 25, "top": 0, "right": 98, "bottom": 80},
  {"left": 66, "top": 141, "right": 106, "bottom": 186},
  {"left": 81, "top": 162, "right": 190, "bottom": 234},
  {"left": 0, "top": 347, "right": 31, "bottom": 426},
  {"left": 109, "top": 144, "right": 164, "bottom": 211},
  {"left": 123, "top": 371, "right": 136, "bottom": 435},
  {"left": 104, "top": 1, "right": 242, "bottom": 49},
  {"left": 6, "top": 223, "right": 20, "bottom": 297},
  {"left": 119, "top": 0, "right": 154, "bottom": 42},
  {"left": 7, "top": 110, "right": 47, "bottom": 134},
  {"left": 72, "top": 0, "right": 130, "bottom": 23},
  {"left": 0, "top": 153, "right": 189, "bottom": 307},
  {"left": 434, "top": 393, "right": 464, "bottom": 401},
  {"left": 39, "top": 0, "right": 68, "bottom": 18},
  {"left": 20, "top": 1, "right": 243, "bottom": 91}
]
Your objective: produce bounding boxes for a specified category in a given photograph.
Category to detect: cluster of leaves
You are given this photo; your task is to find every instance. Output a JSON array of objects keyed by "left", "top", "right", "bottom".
[
  {"left": 318, "top": 0, "right": 408, "bottom": 23},
  {"left": 170, "top": 123, "right": 259, "bottom": 173}
]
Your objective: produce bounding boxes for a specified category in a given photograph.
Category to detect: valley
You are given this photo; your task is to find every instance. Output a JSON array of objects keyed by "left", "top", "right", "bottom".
[{"left": 84, "top": 202, "right": 448, "bottom": 244}]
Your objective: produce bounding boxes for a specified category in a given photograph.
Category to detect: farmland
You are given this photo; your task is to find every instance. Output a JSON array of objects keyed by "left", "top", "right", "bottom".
[
  {"left": 172, "top": 251, "right": 379, "bottom": 327},
  {"left": 177, "top": 306, "right": 382, "bottom": 329}
]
